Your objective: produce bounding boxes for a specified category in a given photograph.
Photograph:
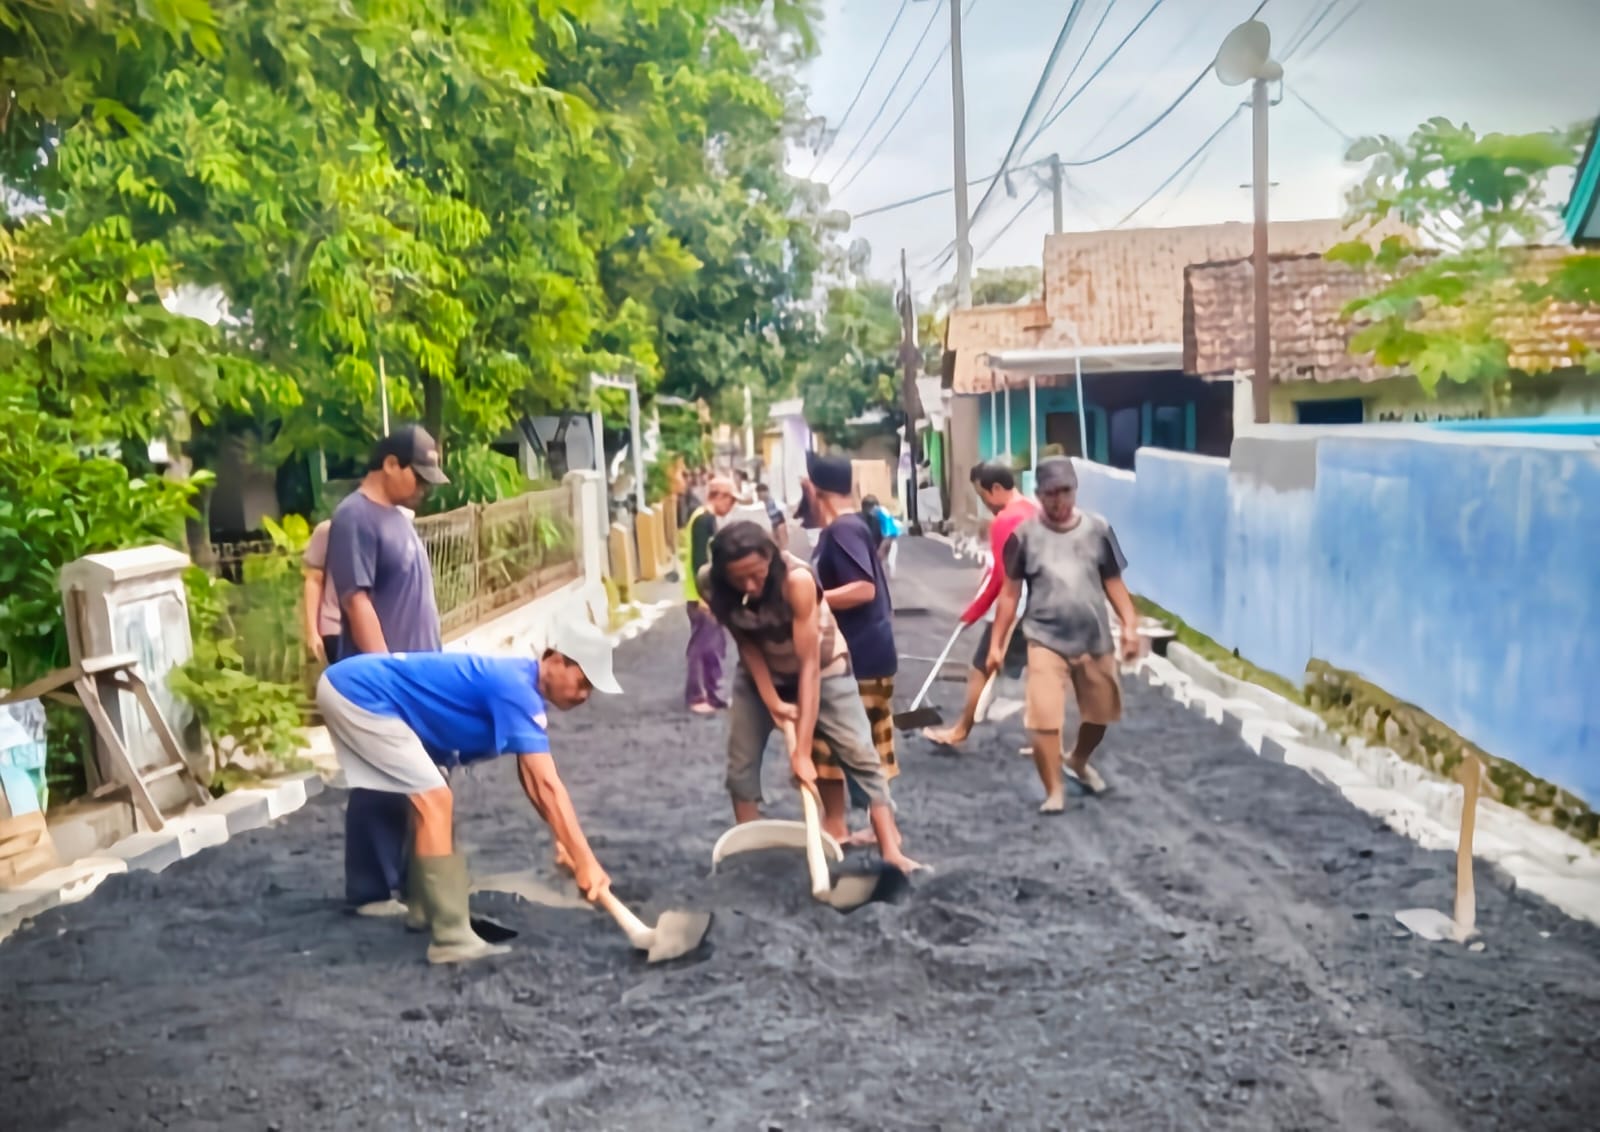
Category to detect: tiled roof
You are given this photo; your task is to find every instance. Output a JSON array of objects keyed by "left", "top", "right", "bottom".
[
  {"left": 949, "top": 218, "right": 1376, "bottom": 394},
  {"left": 947, "top": 301, "right": 1060, "bottom": 394},
  {"left": 1184, "top": 246, "right": 1600, "bottom": 384},
  {"left": 1040, "top": 218, "right": 1358, "bottom": 343}
]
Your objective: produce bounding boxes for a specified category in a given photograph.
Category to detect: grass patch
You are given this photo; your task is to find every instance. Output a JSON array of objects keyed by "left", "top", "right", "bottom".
[{"left": 1131, "top": 595, "right": 1305, "bottom": 705}]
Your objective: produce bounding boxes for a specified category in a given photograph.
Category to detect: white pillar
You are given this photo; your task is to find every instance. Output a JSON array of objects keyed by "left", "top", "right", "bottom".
[
  {"left": 1074, "top": 355, "right": 1089, "bottom": 461},
  {"left": 1028, "top": 372, "right": 1038, "bottom": 474}
]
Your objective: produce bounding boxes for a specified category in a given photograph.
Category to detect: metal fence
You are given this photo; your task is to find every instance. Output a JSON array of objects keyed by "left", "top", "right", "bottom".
[{"left": 208, "top": 485, "right": 579, "bottom": 691}]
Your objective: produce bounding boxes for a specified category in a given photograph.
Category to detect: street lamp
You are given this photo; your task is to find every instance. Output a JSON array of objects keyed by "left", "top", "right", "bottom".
[{"left": 1215, "top": 19, "right": 1282, "bottom": 427}]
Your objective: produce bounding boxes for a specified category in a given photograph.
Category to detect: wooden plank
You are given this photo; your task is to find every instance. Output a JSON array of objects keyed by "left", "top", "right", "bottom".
[
  {"left": 120, "top": 669, "right": 209, "bottom": 805},
  {"left": 1, "top": 664, "right": 85, "bottom": 706},
  {"left": 74, "top": 676, "right": 166, "bottom": 833}
]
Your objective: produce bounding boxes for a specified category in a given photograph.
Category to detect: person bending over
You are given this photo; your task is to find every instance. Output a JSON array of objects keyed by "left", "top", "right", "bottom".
[
  {"left": 315, "top": 619, "right": 622, "bottom": 964},
  {"left": 698, "top": 521, "right": 920, "bottom": 873}
]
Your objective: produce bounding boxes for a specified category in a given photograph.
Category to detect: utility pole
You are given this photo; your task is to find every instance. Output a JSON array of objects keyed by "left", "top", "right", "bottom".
[
  {"left": 1049, "top": 153, "right": 1064, "bottom": 235},
  {"left": 949, "top": 0, "right": 973, "bottom": 309},
  {"left": 1251, "top": 75, "right": 1271, "bottom": 425},
  {"left": 898, "top": 249, "right": 922, "bottom": 532}
]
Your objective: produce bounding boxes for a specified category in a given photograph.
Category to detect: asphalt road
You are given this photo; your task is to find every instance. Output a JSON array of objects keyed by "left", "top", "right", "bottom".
[{"left": 3, "top": 536, "right": 1597, "bottom": 1130}]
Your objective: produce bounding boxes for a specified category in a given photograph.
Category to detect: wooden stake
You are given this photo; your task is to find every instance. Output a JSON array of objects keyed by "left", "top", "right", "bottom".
[{"left": 1453, "top": 752, "right": 1481, "bottom": 940}]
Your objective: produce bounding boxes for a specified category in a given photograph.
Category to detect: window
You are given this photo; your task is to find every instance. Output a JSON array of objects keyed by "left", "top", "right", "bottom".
[{"left": 1295, "top": 398, "right": 1364, "bottom": 425}]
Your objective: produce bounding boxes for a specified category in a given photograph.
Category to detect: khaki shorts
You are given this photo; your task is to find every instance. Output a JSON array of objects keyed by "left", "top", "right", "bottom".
[{"left": 1023, "top": 642, "right": 1123, "bottom": 730}]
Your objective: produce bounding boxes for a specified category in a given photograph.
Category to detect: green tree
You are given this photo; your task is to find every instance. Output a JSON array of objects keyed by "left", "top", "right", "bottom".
[
  {"left": 1329, "top": 117, "right": 1598, "bottom": 403},
  {"left": 795, "top": 280, "right": 902, "bottom": 439}
]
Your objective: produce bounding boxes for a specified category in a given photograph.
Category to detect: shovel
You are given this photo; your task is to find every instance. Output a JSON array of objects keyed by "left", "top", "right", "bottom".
[
  {"left": 781, "top": 723, "right": 909, "bottom": 911},
  {"left": 798, "top": 784, "right": 909, "bottom": 911},
  {"left": 893, "top": 623, "right": 965, "bottom": 731},
  {"left": 596, "top": 889, "right": 713, "bottom": 964}
]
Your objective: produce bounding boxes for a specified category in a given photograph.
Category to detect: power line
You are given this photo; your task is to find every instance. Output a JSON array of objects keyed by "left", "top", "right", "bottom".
[
  {"left": 1298, "top": 0, "right": 1365, "bottom": 62},
  {"left": 821, "top": 0, "right": 945, "bottom": 186},
  {"left": 1023, "top": 0, "right": 1170, "bottom": 155},
  {"left": 1287, "top": 84, "right": 1352, "bottom": 144},
  {"left": 849, "top": 152, "right": 1056, "bottom": 220},
  {"left": 1114, "top": 105, "right": 1245, "bottom": 227},
  {"left": 807, "top": 0, "right": 912, "bottom": 177},
  {"left": 1034, "top": 0, "right": 1122, "bottom": 130},
  {"left": 976, "top": 185, "right": 1049, "bottom": 261},
  {"left": 965, "top": 0, "right": 1090, "bottom": 233},
  {"left": 1281, "top": 0, "right": 1339, "bottom": 60},
  {"left": 1057, "top": 0, "right": 1268, "bottom": 167},
  {"left": 833, "top": 0, "right": 981, "bottom": 198}
]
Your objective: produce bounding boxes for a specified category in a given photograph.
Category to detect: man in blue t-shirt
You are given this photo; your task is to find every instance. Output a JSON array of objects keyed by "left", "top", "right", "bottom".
[
  {"left": 805, "top": 452, "right": 900, "bottom": 845},
  {"left": 315, "top": 618, "right": 622, "bottom": 965}
]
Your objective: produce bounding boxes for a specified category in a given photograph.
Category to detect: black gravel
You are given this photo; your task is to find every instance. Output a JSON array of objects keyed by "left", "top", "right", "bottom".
[{"left": 3, "top": 538, "right": 1598, "bottom": 1131}]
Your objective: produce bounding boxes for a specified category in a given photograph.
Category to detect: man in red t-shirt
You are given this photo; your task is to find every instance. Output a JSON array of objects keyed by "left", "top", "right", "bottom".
[{"left": 922, "top": 461, "right": 1038, "bottom": 747}]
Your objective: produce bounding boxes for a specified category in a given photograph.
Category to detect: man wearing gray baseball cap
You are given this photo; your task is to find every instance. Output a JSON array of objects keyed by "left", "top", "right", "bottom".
[{"left": 987, "top": 457, "right": 1140, "bottom": 811}]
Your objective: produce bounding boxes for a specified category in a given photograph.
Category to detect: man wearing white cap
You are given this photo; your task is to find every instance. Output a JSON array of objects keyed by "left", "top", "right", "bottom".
[{"left": 315, "top": 618, "right": 623, "bottom": 965}]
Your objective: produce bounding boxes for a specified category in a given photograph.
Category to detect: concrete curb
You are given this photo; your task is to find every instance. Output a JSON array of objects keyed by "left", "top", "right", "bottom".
[
  {"left": 1133, "top": 652, "right": 1600, "bottom": 928},
  {"left": 0, "top": 771, "right": 325, "bottom": 946}
]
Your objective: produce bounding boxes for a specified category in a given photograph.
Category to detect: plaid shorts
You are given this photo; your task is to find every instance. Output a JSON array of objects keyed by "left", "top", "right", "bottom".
[{"left": 815, "top": 676, "right": 898, "bottom": 782}]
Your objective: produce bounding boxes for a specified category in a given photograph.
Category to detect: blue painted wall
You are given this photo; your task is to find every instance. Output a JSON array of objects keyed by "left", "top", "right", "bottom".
[{"left": 1073, "top": 435, "right": 1600, "bottom": 802}]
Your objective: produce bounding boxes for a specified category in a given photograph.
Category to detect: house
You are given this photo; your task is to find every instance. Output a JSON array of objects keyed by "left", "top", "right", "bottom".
[
  {"left": 941, "top": 218, "right": 1361, "bottom": 532},
  {"left": 1184, "top": 248, "right": 1600, "bottom": 423},
  {"left": 1565, "top": 113, "right": 1600, "bottom": 246}
]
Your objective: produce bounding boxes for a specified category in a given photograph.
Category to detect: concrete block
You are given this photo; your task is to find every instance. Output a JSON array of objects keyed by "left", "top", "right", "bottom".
[
  {"left": 1513, "top": 873, "right": 1600, "bottom": 927},
  {"left": 1259, "top": 734, "right": 1291, "bottom": 764},
  {"left": 0, "top": 888, "right": 59, "bottom": 942},
  {"left": 1187, "top": 690, "right": 1225, "bottom": 724},
  {"left": 194, "top": 790, "right": 274, "bottom": 836},
  {"left": 13, "top": 857, "right": 127, "bottom": 909},
  {"left": 1284, "top": 745, "right": 1369, "bottom": 789},
  {"left": 170, "top": 813, "right": 229, "bottom": 857},
  {"left": 261, "top": 775, "right": 310, "bottom": 819},
  {"left": 105, "top": 831, "right": 185, "bottom": 873},
  {"left": 1239, "top": 718, "right": 1301, "bottom": 756},
  {"left": 1220, "top": 700, "right": 1267, "bottom": 736}
]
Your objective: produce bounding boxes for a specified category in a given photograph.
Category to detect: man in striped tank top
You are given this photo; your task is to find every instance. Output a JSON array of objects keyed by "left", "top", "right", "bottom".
[{"left": 698, "top": 521, "right": 920, "bottom": 875}]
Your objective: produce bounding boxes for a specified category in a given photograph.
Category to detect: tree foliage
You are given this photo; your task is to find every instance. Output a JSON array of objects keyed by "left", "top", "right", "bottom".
[
  {"left": 0, "top": 0, "right": 835, "bottom": 703},
  {"left": 795, "top": 280, "right": 902, "bottom": 439},
  {"left": 1329, "top": 117, "right": 1599, "bottom": 397}
]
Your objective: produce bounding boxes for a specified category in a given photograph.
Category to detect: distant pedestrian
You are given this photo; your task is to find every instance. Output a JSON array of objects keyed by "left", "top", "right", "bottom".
[
  {"left": 922, "top": 461, "right": 1038, "bottom": 749},
  {"left": 302, "top": 519, "right": 342, "bottom": 665},
  {"left": 989, "top": 457, "right": 1140, "bottom": 812},
  {"left": 327, "top": 425, "right": 449, "bottom": 917},
  {"left": 680, "top": 475, "right": 737, "bottom": 714},
  {"left": 756, "top": 482, "right": 789, "bottom": 551},
  {"left": 860, "top": 494, "right": 903, "bottom": 578},
  {"left": 806, "top": 454, "right": 899, "bottom": 845}
]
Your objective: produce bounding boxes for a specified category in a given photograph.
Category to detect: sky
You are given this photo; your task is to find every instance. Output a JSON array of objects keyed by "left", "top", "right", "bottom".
[{"left": 789, "top": 0, "right": 1600, "bottom": 297}]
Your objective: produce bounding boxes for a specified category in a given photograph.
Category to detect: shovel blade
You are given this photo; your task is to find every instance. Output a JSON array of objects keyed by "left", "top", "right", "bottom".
[
  {"left": 470, "top": 915, "right": 519, "bottom": 943},
  {"left": 893, "top": 706, "right": 943, "bottom": 731},
  {"left": 824, "top": 865, "right": 911, "bottom": 912},
  {"left": 645, "top": 910, "right": 714, "bottom": 963}
]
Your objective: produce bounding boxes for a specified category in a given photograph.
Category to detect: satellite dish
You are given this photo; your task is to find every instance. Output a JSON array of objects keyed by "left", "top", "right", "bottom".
[{"left": 1215, "top": 20, "right": 1271, "bottom": 86}]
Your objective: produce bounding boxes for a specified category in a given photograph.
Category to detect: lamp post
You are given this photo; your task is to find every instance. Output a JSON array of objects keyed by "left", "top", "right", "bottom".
[
  {"left": 915, "top": 0, "right": 971, "bottom": 309},
  {"left": 1215, "top": 20, "right": 1282, "bottom": 427}
]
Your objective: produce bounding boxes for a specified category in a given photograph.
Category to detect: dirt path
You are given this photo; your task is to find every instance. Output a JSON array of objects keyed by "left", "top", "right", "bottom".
[{"left": 4, "top": 538, "right": 1598, "bottom": 1130}]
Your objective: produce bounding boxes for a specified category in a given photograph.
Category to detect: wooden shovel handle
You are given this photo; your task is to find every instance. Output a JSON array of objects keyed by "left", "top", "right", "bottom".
[
  {"left": 780, "top": 721, "right": 833, "bottom": 901},
  {"left": 595, "top": 888, "right": 654, "bottom": 951}
]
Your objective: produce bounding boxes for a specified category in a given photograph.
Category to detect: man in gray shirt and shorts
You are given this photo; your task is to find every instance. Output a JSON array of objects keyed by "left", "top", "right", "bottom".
[{"left": 989, "top": 457, "right": 1141, "bottom": 812}]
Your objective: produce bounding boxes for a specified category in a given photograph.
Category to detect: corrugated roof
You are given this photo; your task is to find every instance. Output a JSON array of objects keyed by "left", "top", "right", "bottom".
[{"left": 1184, "top": 246, "right": 1600, "bottom": 383}]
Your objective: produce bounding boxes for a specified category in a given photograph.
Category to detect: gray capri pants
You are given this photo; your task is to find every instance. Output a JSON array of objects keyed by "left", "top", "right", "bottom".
[
  {"left": 316, "top": 675, "right": 446, "bottom": 794},
  {"left": 725, "top": 669, "right": 893, "bottom": 808}
]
